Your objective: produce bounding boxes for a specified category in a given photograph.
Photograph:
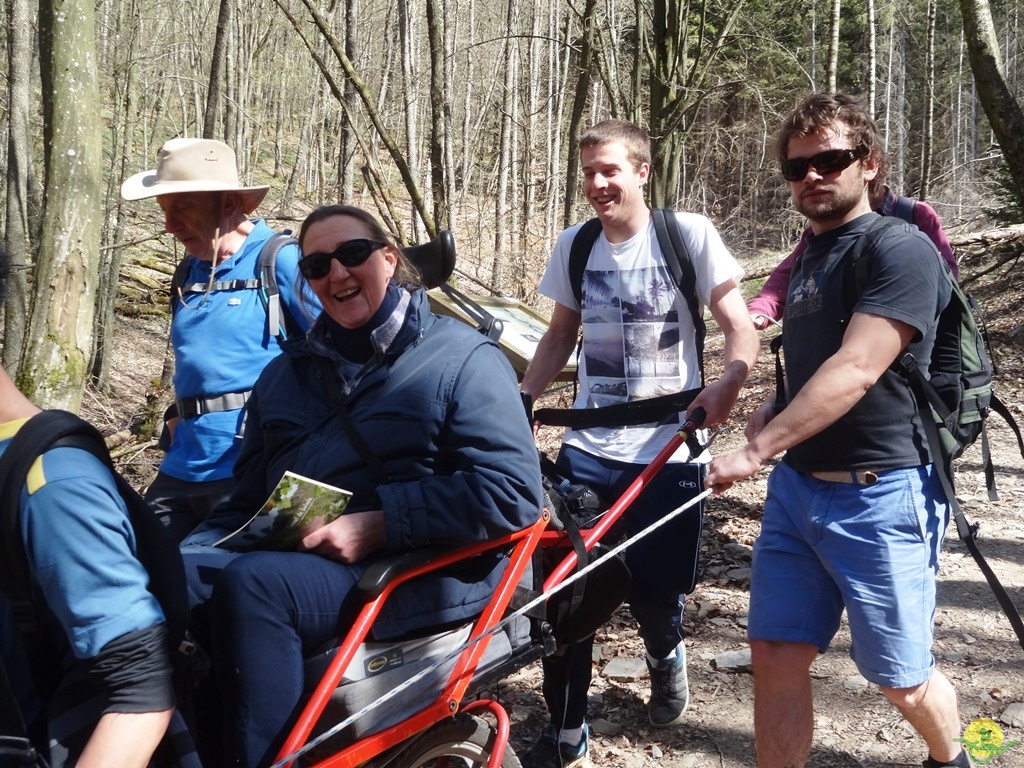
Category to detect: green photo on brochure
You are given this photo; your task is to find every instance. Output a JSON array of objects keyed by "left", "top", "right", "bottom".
[{"left": 214, "top": 471, "right": 353, "bottom": 551}]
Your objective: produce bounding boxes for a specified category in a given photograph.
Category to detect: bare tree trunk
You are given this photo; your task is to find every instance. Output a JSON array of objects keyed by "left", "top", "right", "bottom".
[
  {"left": 224, "top": 0, "right": 239, "bottom": 149},
  {"left": 457, "top": 0, "right": 477, "bottom": 217},
  {"left": 398, "top": 0, "right": 421, "bottom": 237},
  {"left": 920, "top": 0, "right": 937, "bottom": 198},
  {"left": 283, "top": 79, "right": 318, "bottom": 209},
  {"left": 204, "top": 0, "right": 232, "bottom": 138},
  {"left": 23, "top": 0, "right": 103, "bottom": 410},
  {"left": 563, "top": 0, "right": 598, "bottom": 227},
  {"left": 3, "top": 0, "right": 35, "bottom": 374},
  {"left": 827, "top": 0, "right": 841, "bottom": 93},
  {"left": 338, "top": 0, "right": 357, "bottom": 202},
  {"left": 91, "top": 0, "right": 140, "bottom": 390},
  {"left": 960, "top": 0, "right": 1024, "bottom": 210},
  {"left": 493, "top": 0, "right": 518, "bottom": 288},
  {"left": 631, "top": 0, "right": 644, "bottom": 123},
  {"left": 866, "top": 0, "right": 877, "bottom": 115},
  {"left": 425, "top": 0, "right": 451, "bottom": 229}
]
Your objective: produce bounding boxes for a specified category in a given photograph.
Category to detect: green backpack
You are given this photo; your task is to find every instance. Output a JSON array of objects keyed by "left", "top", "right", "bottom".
[{"left": 842, "top": 217, "right": 1024, "bottom": 489}]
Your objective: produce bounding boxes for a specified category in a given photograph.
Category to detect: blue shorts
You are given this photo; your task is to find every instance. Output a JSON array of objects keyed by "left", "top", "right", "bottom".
[{"left": 748, "top": 461, "right": 950, "bottom": 689}]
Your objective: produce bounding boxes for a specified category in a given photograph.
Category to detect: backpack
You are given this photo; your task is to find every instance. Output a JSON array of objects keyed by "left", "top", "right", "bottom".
[
  {"left": 0, "top": 411, "right": 191, "bottom": 678},
  {"left": 841, "top": 217, "right": 1024, "bottom": 490},
  {"left": 569, "top": 208, "right": 706, "bottom": 385},
  {"left": 880, "top": 191, "right": 916, "bottom": 222},
  {"left": 169, "top": 231, "right": 301, "bottom": 343}
]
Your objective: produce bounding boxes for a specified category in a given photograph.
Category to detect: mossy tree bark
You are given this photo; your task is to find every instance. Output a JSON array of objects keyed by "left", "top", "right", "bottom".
[{"left": 20, "top": 0, "right": 102, "bottom": 410}]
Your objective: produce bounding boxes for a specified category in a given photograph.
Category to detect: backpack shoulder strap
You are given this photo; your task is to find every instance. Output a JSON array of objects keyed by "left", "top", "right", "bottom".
[
  {"left": 568, "top": 218, "right": 604, "bottom": 308},
  {"left": 257, "top": 231, "right": 301, "bottom": 343},
  {"left": 775, "top": 215, "right": 908, "bottom": 410},
  {"left": 842, "top": 216, "right": 909, "bottom": 317},
  {"left": 168, "top": 257, "right": 192, "bottom": 315},
  {"left": 892, "top": 194, "right": 917, "bottom": 224},
  {"left": 651, "top": 208, "right": 706, "bottom": 385},
  {"left": 0, "top": 411, "right": 101, "bottom": 629},
  {"left": 905, "top": 371, "right": 1024, "bottom": 650}
]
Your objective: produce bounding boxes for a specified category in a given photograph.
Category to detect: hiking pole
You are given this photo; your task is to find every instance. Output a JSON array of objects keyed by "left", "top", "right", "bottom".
[{"left": 543, "top": 407, "right": 706, "bottom": 592}]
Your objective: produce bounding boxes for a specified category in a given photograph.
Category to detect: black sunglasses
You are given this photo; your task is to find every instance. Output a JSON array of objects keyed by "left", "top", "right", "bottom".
[
  {"left": 780, "top": 148, "right": 867, "bottom": 182},
  {"left": 298, "top": 239, "right": 387, "bottom": 280}
]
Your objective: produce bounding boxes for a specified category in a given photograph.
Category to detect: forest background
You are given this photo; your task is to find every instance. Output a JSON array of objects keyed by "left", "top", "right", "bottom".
[{"left": 2, "top": 0, "right": 1024, "bottom": 414}]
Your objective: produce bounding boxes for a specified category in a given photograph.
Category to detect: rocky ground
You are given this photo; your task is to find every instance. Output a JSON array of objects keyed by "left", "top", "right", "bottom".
[{"left": 88, "top": 242, "right": 1024, "bottom": 768}]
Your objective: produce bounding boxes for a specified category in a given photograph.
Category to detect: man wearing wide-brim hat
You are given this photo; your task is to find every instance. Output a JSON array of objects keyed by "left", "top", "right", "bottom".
[{"left": 122, "top": 138, "right": 317, "bottom": 542}]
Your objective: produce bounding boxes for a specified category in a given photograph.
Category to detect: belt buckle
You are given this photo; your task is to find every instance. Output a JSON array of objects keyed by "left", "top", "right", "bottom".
[{"left": 859, "top": 470, "right": 879, "bottom": 486}]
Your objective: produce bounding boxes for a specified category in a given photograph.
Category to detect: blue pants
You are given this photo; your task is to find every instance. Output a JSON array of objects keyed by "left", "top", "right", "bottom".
[
  {"left": 541, "top": 445, "right": 705, "bottom": 729},
  {"left": 183, "top": 547, "right": 367, "bottom": 768},
  {"left": 750, "top": 462, "right": 949, "bottom": 688},
  {"left": 145, "top": 471, "right": 234, "bottom": 543}
]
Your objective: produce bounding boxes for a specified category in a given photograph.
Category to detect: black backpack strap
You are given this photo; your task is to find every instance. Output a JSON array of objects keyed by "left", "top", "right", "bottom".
[
  {"left": 0, "top": 657, "right": 40, "bottom": 767},
  {"left": 841, "top": 216, "right": 908, "bottom": 318},
  {"left": 312, "top": 356, "right": 392, "bottom": 484},
  {"left": 990, "top": 392, "right": 1024, "bottom": 459},
  {"left": 257, "top": 231, "right": 301, "bottom": 343},
  {"left": 168, "top": 257, "right": 192, "bottom": 314},
  {"left": 651, "top": 208, "right": 706, "bottom": 385},
  {"left": 901, "top": 360, "right": 1024, "bottom": 650},
  {"left": 770, "top": 335, "right": 787, "bottom": 411},
  {"left": 568, "top": 218, "right": 604, "bottom": 308}
]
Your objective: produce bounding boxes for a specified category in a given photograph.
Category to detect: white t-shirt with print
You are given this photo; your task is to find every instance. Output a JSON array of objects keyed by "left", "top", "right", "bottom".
[{"left": 538, "top": 212, "right": 743, "bottom": 465}]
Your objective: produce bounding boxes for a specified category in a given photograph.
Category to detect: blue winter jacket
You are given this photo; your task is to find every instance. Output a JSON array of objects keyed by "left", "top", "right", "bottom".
[{"left": 190, "top": 288, "right": 543, "bottom": 638}]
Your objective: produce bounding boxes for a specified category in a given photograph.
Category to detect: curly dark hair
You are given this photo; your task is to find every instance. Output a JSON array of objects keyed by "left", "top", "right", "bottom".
[{"left": 775, "top": 92, "right": 887, "bottom": 200}]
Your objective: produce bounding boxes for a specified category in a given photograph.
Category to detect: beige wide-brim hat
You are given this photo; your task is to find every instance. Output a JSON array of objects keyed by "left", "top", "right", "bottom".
[{"left": 120, "top": 138, "right": 270, "bottom": 213}]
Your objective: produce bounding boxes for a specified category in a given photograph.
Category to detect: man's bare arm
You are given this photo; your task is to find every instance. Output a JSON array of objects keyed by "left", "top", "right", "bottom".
[
  {"left": 520, "top": 302, "right": 581, "bottom": 398},
  {"left": 688, "top": 279, "right": 760, "bottom": 428},
  {"left": 77, "top": 709, "right": 173, "bottom": 768}
]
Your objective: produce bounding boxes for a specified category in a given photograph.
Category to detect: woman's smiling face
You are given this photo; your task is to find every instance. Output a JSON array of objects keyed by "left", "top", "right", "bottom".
[{"left": 301, "top": 215, "right": 398, "bottom": 329}]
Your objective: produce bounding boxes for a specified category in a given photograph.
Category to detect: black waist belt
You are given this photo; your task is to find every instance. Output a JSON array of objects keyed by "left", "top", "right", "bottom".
[{"left": 176, "top": 390, "right": 251, "bottom": 419}]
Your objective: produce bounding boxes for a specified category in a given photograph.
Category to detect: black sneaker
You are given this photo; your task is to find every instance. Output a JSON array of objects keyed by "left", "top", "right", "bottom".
[
  {"left": 646, "top": 642, "right": 689, "bottom": 727},
  {"left": 922, "top": 750, "right": 970, "bottom": 768},
  {"left": 520, "top": 724, "right": 589, "bottom": 768}
]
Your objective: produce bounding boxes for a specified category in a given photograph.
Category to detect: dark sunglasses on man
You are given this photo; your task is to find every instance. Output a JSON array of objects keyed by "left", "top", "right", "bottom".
[
  {"left": 299, "top": 239, "right": 388, "bottom": 280},
  {"left": 780, "top": 148, "right": 868, "bottom": 182}
]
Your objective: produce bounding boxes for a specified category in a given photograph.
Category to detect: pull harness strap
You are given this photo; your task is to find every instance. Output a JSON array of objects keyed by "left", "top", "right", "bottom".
[{"left": 533, "top": 387, "right": 702, "bottom": 431}]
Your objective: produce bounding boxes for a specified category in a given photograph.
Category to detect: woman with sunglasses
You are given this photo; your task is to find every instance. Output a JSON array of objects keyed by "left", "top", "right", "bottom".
[{"left": 180, "top": 204, "right": 542, "bottom": 768}]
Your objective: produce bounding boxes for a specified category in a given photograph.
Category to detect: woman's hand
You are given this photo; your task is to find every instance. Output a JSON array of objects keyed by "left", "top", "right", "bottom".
[{"left": 297, "top": 510, "right": 386, "bottom": 563}]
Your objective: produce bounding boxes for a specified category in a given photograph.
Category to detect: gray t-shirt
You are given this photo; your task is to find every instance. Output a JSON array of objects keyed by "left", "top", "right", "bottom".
[{"left": 781, "top": 213, "right": 951, "bottom": 472}]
